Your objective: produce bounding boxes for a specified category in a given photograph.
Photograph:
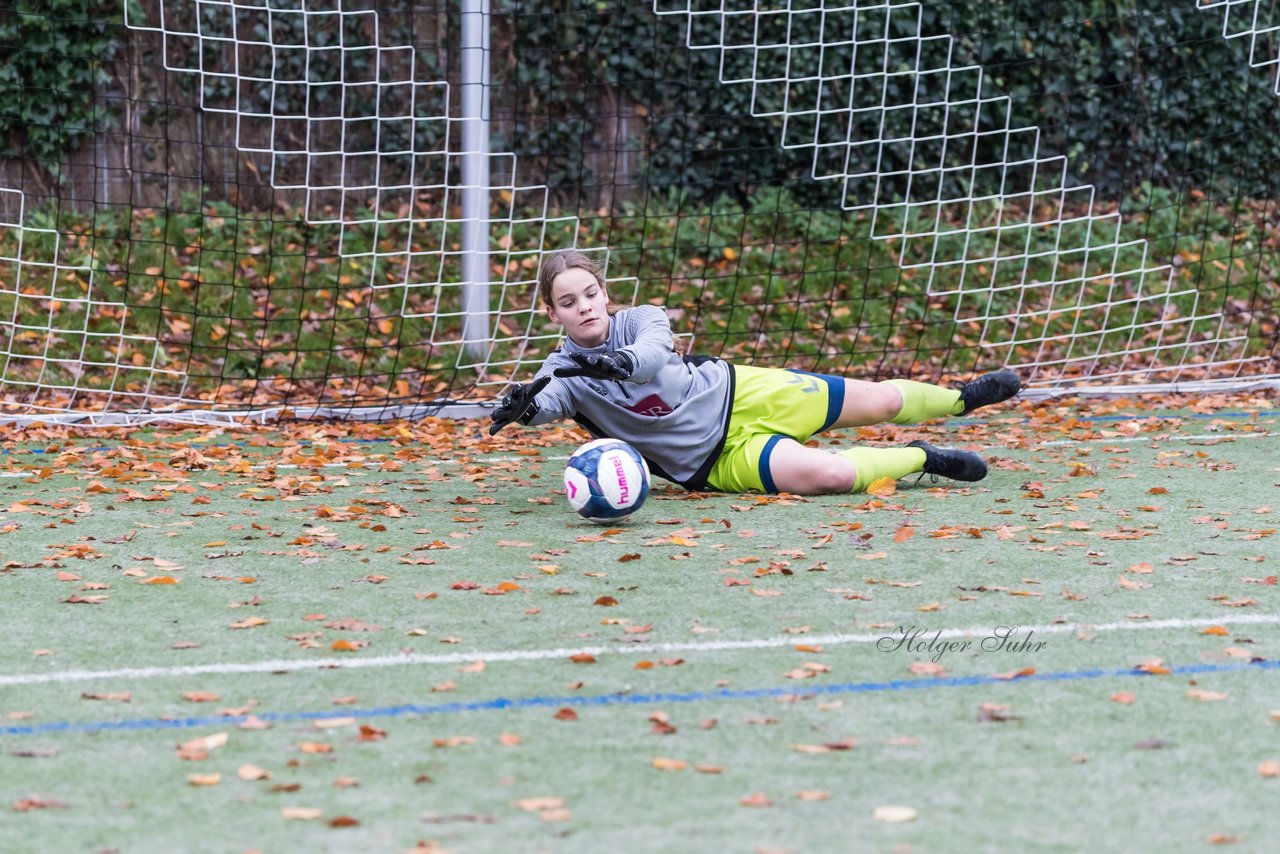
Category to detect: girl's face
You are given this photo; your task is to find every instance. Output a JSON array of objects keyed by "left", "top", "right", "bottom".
[{"left": 546, "top": 267, "right": 610, "bottom": 348}]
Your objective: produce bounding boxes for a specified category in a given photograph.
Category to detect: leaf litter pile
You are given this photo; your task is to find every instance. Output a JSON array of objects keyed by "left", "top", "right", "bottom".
[{"left": 2, "top": 391, "right": 1279, "bottom": 851}]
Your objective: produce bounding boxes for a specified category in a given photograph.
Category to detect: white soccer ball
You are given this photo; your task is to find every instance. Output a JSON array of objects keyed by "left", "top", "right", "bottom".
[{"left": 563, "top": 438, "right": 651, "bottom": 523}]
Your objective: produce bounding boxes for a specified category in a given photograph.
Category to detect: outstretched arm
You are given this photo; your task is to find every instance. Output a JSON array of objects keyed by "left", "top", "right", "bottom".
[
  {"left": 488, "top": 375, "right": 553, "bottom": 435},
  {"left": 550, "top": 307, "right": 673, "bottom": 383}
]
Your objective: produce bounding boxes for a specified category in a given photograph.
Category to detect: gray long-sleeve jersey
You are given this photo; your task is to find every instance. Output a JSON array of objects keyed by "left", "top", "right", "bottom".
[{"left": 526, "top": 305, "right": 734, "bottom": 489}]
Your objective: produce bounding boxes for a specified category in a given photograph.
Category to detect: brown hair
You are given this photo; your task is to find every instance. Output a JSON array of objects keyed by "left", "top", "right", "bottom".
[{"left": 537, "top": 249, "right": 607, "bottom": 307}]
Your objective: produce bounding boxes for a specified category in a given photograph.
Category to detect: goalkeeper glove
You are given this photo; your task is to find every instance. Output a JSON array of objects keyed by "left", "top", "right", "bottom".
[
  {"left": 553, "top": 351, "right": 634, "bottom": 381},
  {"left": 489, "top": 375, "right": 552, "bottom": 435}
]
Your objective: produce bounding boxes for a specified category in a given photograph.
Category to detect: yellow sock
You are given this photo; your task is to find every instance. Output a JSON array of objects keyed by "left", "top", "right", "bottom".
[
  {"left": 886, "top": 380, "right": 962, "bottom": 424},
  {"left": 838, "top": 446, "right": 927, "bottom": 493}
]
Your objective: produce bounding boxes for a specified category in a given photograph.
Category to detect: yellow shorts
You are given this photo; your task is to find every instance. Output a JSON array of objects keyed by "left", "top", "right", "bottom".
[{"left": 706, "top": 364, "right": 845, "bottom": 493}]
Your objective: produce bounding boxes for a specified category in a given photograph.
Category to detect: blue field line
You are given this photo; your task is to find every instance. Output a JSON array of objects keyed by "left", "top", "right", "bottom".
[
  {"left": 4, "top": 658, "right": 1276, "bottom": 738},
  {"left": 1, "top": 409, "right": 1274, "bottom": 458}
]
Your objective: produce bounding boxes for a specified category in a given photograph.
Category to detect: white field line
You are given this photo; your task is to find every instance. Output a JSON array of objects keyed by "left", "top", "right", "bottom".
[
  {"left": 4, "top": 614, "right": 1279, "bottom": 687},
  {"left": 0, "top": 428, "right": 1269, "bottom": 478}
]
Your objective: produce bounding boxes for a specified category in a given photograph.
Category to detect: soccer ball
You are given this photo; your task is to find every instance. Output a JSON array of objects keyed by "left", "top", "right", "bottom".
[{"left": 563, "top": 438, "right": 651, "bottom": 523}]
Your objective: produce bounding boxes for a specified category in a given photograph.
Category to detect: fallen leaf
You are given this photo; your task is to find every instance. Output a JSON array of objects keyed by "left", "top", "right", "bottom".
[
  {"left": 313, "top": 717, "right": 356, "bottom": 730},
  {"left": 229, "top": 616, "right": 268, "bottom": 629},
  {"left": 330, "top": 639, "right": 366, "bottom": 652},
  {"left": 794, "top": 790, "right": 831, "bottom": 801},
  {"left": 281, "top": 807, "right": 323, "bottom": 821},
  {"left": 513, "top": 797, "right": 565, "bottom": 812},
  {"left": 187, "top": 773, "right": 221, "bottom": 786},
  {"left": 739, "top": 792, "right": 773, "bottom": 808},
  {"left": 1187, "top": 687, "right": 1228, "bottom": 702},
  {"left": 178, "top": 732, "right": 228, "bottom": 754},
  {"left": 237, "top": 764, "right": 272, "bottom": 781},
  {"left": 182, "top": 691, "right": 220, "bottom": 703},
  {"left": 790, "top": 739, "right": 856, "bottom": 754},
  {"left": 865, "top": 477, "right": 897, "bottom": 497},
  {"left": 1258, "top": 760, "right": 1280, "bottom": 778},
  {"left": 872, "top": 805, "right": 917, "bottom": 822},
  {"left": 12, "top": 797, "right": 69, "bottom": 811}
]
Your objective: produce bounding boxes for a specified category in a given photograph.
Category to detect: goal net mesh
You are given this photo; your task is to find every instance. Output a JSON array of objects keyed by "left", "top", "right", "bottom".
[{"left": 1, "top": 0, "right": 1277, "bottom": 424}]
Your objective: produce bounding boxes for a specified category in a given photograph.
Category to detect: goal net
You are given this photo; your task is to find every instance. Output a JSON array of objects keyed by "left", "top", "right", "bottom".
[{"left": 1, "top": 1, "right": 1277, "bottom": 425}]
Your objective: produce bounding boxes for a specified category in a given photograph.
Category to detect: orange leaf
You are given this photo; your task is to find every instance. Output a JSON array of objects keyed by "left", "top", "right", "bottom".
[
  {"left": 553, "top": 708, "right": 579, "bottom": 721},
  {"left": 993, "top": 667, "right": 1036, "bottom": 680},
  {"left": 229, "top": 617, "right": 267, "bottom": 629},
  {"left": 1187, "top": 687, "right": 1228, "bottom": 702},
  {"left": 652, "top": 757, "right": 686, "bottom": 771},
  {"left": 182, "top": 691, "right": 220, "bottom": 703},
  {"left": 893, "top": 525, "right": 915, "bottom": 544},
  {"left": 513, "top": 797, "right": 565, "bottom": 812},
  {"left": 142, "top": 575, "right": 179, "bottom": 585},
  {"left": 1200, "top": 625, "right": 1230, "bottom": 636},
  {"left": 794, "top": 790, "right": 832, "bottom": 801},
  {"left": 330, "top": 639, "right": 363, "bottom": 652},
  {"left": 1111, "top": 692, "right": 1136, "bottom": 705},
  {"left": 865, "top": 477, "right": 897, "bottom": 497}
]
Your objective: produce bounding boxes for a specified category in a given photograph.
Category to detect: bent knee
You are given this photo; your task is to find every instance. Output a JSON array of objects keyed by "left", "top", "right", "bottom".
[{"left": 871, "top": 381, "right": 906, "bottom": 422}]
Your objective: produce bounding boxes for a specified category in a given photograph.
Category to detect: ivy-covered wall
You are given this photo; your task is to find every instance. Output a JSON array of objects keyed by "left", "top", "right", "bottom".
[
  {"left": 1, "top": 1, "right": 1276, "bottom": 208},
  {"left": 495, "top": 0, "right": 1280, "bottom": 206},
  {"left": 0, "top": 0, "right": 121, "bottom": 168}
]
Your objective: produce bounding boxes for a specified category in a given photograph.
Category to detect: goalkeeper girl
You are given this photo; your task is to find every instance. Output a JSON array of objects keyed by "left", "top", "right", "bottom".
[{"left": 489, "top": 250, "right": 1021, "bottom": 495}]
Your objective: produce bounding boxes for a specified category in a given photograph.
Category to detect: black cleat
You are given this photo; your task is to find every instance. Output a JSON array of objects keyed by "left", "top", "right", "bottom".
[
  {"left": 908, "top": 440, "right": 988, "bottom": 483},
  {"left": 956, "top": 370, "right": 1021, "bottom": 415}
]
